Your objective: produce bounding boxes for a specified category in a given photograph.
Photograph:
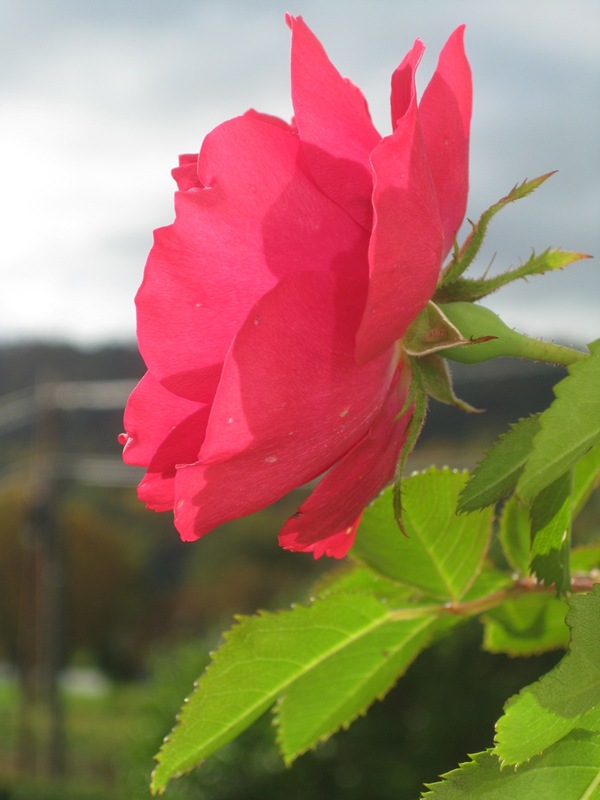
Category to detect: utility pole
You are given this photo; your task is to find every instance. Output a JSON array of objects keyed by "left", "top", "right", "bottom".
[
  {"left": 16, "top": 381, "right": 66, "bottom": 778},
  {"left": 2, "top": 377, "right": 138, "bottom": 779}
]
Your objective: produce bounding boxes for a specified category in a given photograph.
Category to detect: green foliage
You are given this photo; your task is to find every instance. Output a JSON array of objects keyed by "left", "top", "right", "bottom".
[
  {"left": 146, "top": 176, "right": 599, "bottom": 798},
  {"left": 355, "top": 469, "right": 493, "bottom": 601},
  {"left": 482, "top": 593, "right": 569, "bottom": 656},
  {"left": 273, "top": 610, "right": 435, "bottom": 762},
  {"left": 495, "top": 587, "right": 600, "bottom": 765},
  {"left": 518, "top": 340, "right": 600, "bottom": 499},
  {"left": 422, "top": 730, "right": 600, "bottom": 799},
  {"left": 572, "top": 443, "right": 600, "bottom": 518},
  {"left": 152, "top": 592, "right": 439, "bottom": 793},
  {"left": 414, "top": 352, "right": 481, "bottom": 413},
  {"left": 153, "top": 424, "right": 599, "bottom": 794},
  {"left": 497, "top": 495, "right": 530, "bottom": 574},
  {"left": 459, "top": 415, "right": 540, "bottom": 512},
  {"left": 529, "top": 472, "right": 572, "bottom": 593}
]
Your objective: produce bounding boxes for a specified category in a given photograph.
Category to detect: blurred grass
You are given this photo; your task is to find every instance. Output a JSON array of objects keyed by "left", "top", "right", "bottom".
[
  {"left": 0, "top": 625, "right": 563, "bottom": 800},
  {"left": 0, "top": 678, "right": 142, "bottom": 799}
]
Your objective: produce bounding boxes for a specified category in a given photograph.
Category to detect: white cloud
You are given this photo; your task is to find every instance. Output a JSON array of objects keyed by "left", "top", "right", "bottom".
[{"left": 1, "top": 0, "right": 598, "bottom": 343}]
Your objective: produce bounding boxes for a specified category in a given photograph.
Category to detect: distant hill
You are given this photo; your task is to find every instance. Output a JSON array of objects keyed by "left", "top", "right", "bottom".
[
  {"left": 0, "top": 341, "right": 144, "bottom": 394},
  {"left": 0, "top": 341, "right": 562, "bottom": 453}
]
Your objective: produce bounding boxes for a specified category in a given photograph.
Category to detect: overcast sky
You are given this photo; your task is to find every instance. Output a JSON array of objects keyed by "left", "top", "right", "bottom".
[{"left": 2, "top": 0, "right": 598, "bottom": 347}]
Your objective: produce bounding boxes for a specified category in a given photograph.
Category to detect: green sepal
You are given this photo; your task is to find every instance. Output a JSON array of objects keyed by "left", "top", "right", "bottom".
[
  {"left": 402, "top": 301, "right": 486, "bottom": 357},
  {"left": 415, "top": 352, "right": 482, "bottom": 414},
  {"left": 392, "top": 361, "right": 428, "bottom": 529},
  {"left": 438, "top": 172, "right": 556, "bottom": 287},
  {"left": 435, "top": 248, "right": 590, "bottom": 304}
]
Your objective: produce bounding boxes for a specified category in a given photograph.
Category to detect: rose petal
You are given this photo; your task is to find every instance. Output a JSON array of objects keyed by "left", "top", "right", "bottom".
[
  {"left": 291, "top": 522, "right": 363, "bottom": 560},
  {"left": 390, "top": 39, "right": 425, "bottom": 129},
  {"left": 136, "top": 403, "right": 210, "bottom": 512},
  {"left": 136, "top": 113, "right": 366, "bottom": 401},
  {"left": 121, "top": 372, "right": 210, "bottom": 511},
  {"left": 287, "top": 15, "right": 380, "bottom": 228},
  {"left": 121, "top": 371, "right": 205, "bottom": 467},
  {"left": 278, "top": 366, "right": 411, "bottom": 558},
  {"left": 419, "top": 25, "right": 472, "bottom": 257},
  {"left": 242, "top": 108, "right": 296, "bottom": 133},
  {"left": 355, "top": 88, "right": 444, "bottom": 364},
  {"left": 172, "top": 153, "right": 201, "bottom": 192},
  {"left": 172, "top": 270, "right": 398, "bottom": 541}
]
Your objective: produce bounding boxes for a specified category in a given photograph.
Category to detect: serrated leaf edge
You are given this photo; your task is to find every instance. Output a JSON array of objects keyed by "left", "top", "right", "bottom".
[
  {"left": 518, "top": 341, "right": 600, "bottom": 500},
  {"left": 273, "top": 615, "right": 437, "bottom": 764},
  {"left": 493, "top": 585, "right": 600, "bottom": 767},
  {"left": 458, "top": 415, "right": 540, "bottom": 513},
  {"left": 152, "top": 594, "right": 416, "bottom": 791}
]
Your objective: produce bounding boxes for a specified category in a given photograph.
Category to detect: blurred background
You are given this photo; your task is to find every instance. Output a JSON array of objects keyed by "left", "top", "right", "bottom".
[{"left": 0, "top": 1, "right": 597, "bottom": 797}]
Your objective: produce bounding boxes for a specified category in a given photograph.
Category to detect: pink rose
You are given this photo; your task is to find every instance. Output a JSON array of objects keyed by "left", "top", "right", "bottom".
[{"left": 120, "top": 16, "right": 472, "bottom": 558}]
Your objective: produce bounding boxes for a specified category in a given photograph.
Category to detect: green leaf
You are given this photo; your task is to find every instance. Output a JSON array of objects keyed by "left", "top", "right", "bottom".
[
  {"left": 529, "top": 471, "right": 572, "bottom": 594},
  {"left": 275, "top": 611, "right": 436, "bottom": 762},
  {"left": 422, "top": 730, "right": 600, "bottom": 799},
  {"left": 435, "top": 248, "right": 590, "bottom": 304},
  {"left": 572, "top": 442, "right": 600, "bottom": 519},
  {"left": 353, "top": 468, "right": 493, "bottom": 602},
  {"left": 486, "top": 548, "right": 600, "bottom": 656},
  {"left": 495, "top": 586, "right": 600, "bottom": 766},
  {"left": 498, "top": 495, "right": 530, "bottom": 574},
  {"left": 460, "top": 567, "right": 512, "bottom": 602},
  {"left": 151, "top": 592, "right": 437, "bottom": 793},
  {"left": 311, "top": 563, "right": 414, "bottom": 604},
  {"left": 571, "top": 545, "right": 600, "bottom": 573},
  {"left": 458, "top": 415, "right": 540, "bottom": 513},
  {"left": 518, "top": 340, "right": 600, "bottom": 500},
  {"left": 437, "top": 172, "right": 555, "bottom": 287},
  {"left": 482, "top": 593, "right": 569, "bottom": 656}
]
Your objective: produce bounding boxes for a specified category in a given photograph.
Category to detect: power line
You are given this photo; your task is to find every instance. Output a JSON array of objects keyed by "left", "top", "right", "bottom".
[{"left": 0, "top": 379, "right": 136, "bottom": 435}]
